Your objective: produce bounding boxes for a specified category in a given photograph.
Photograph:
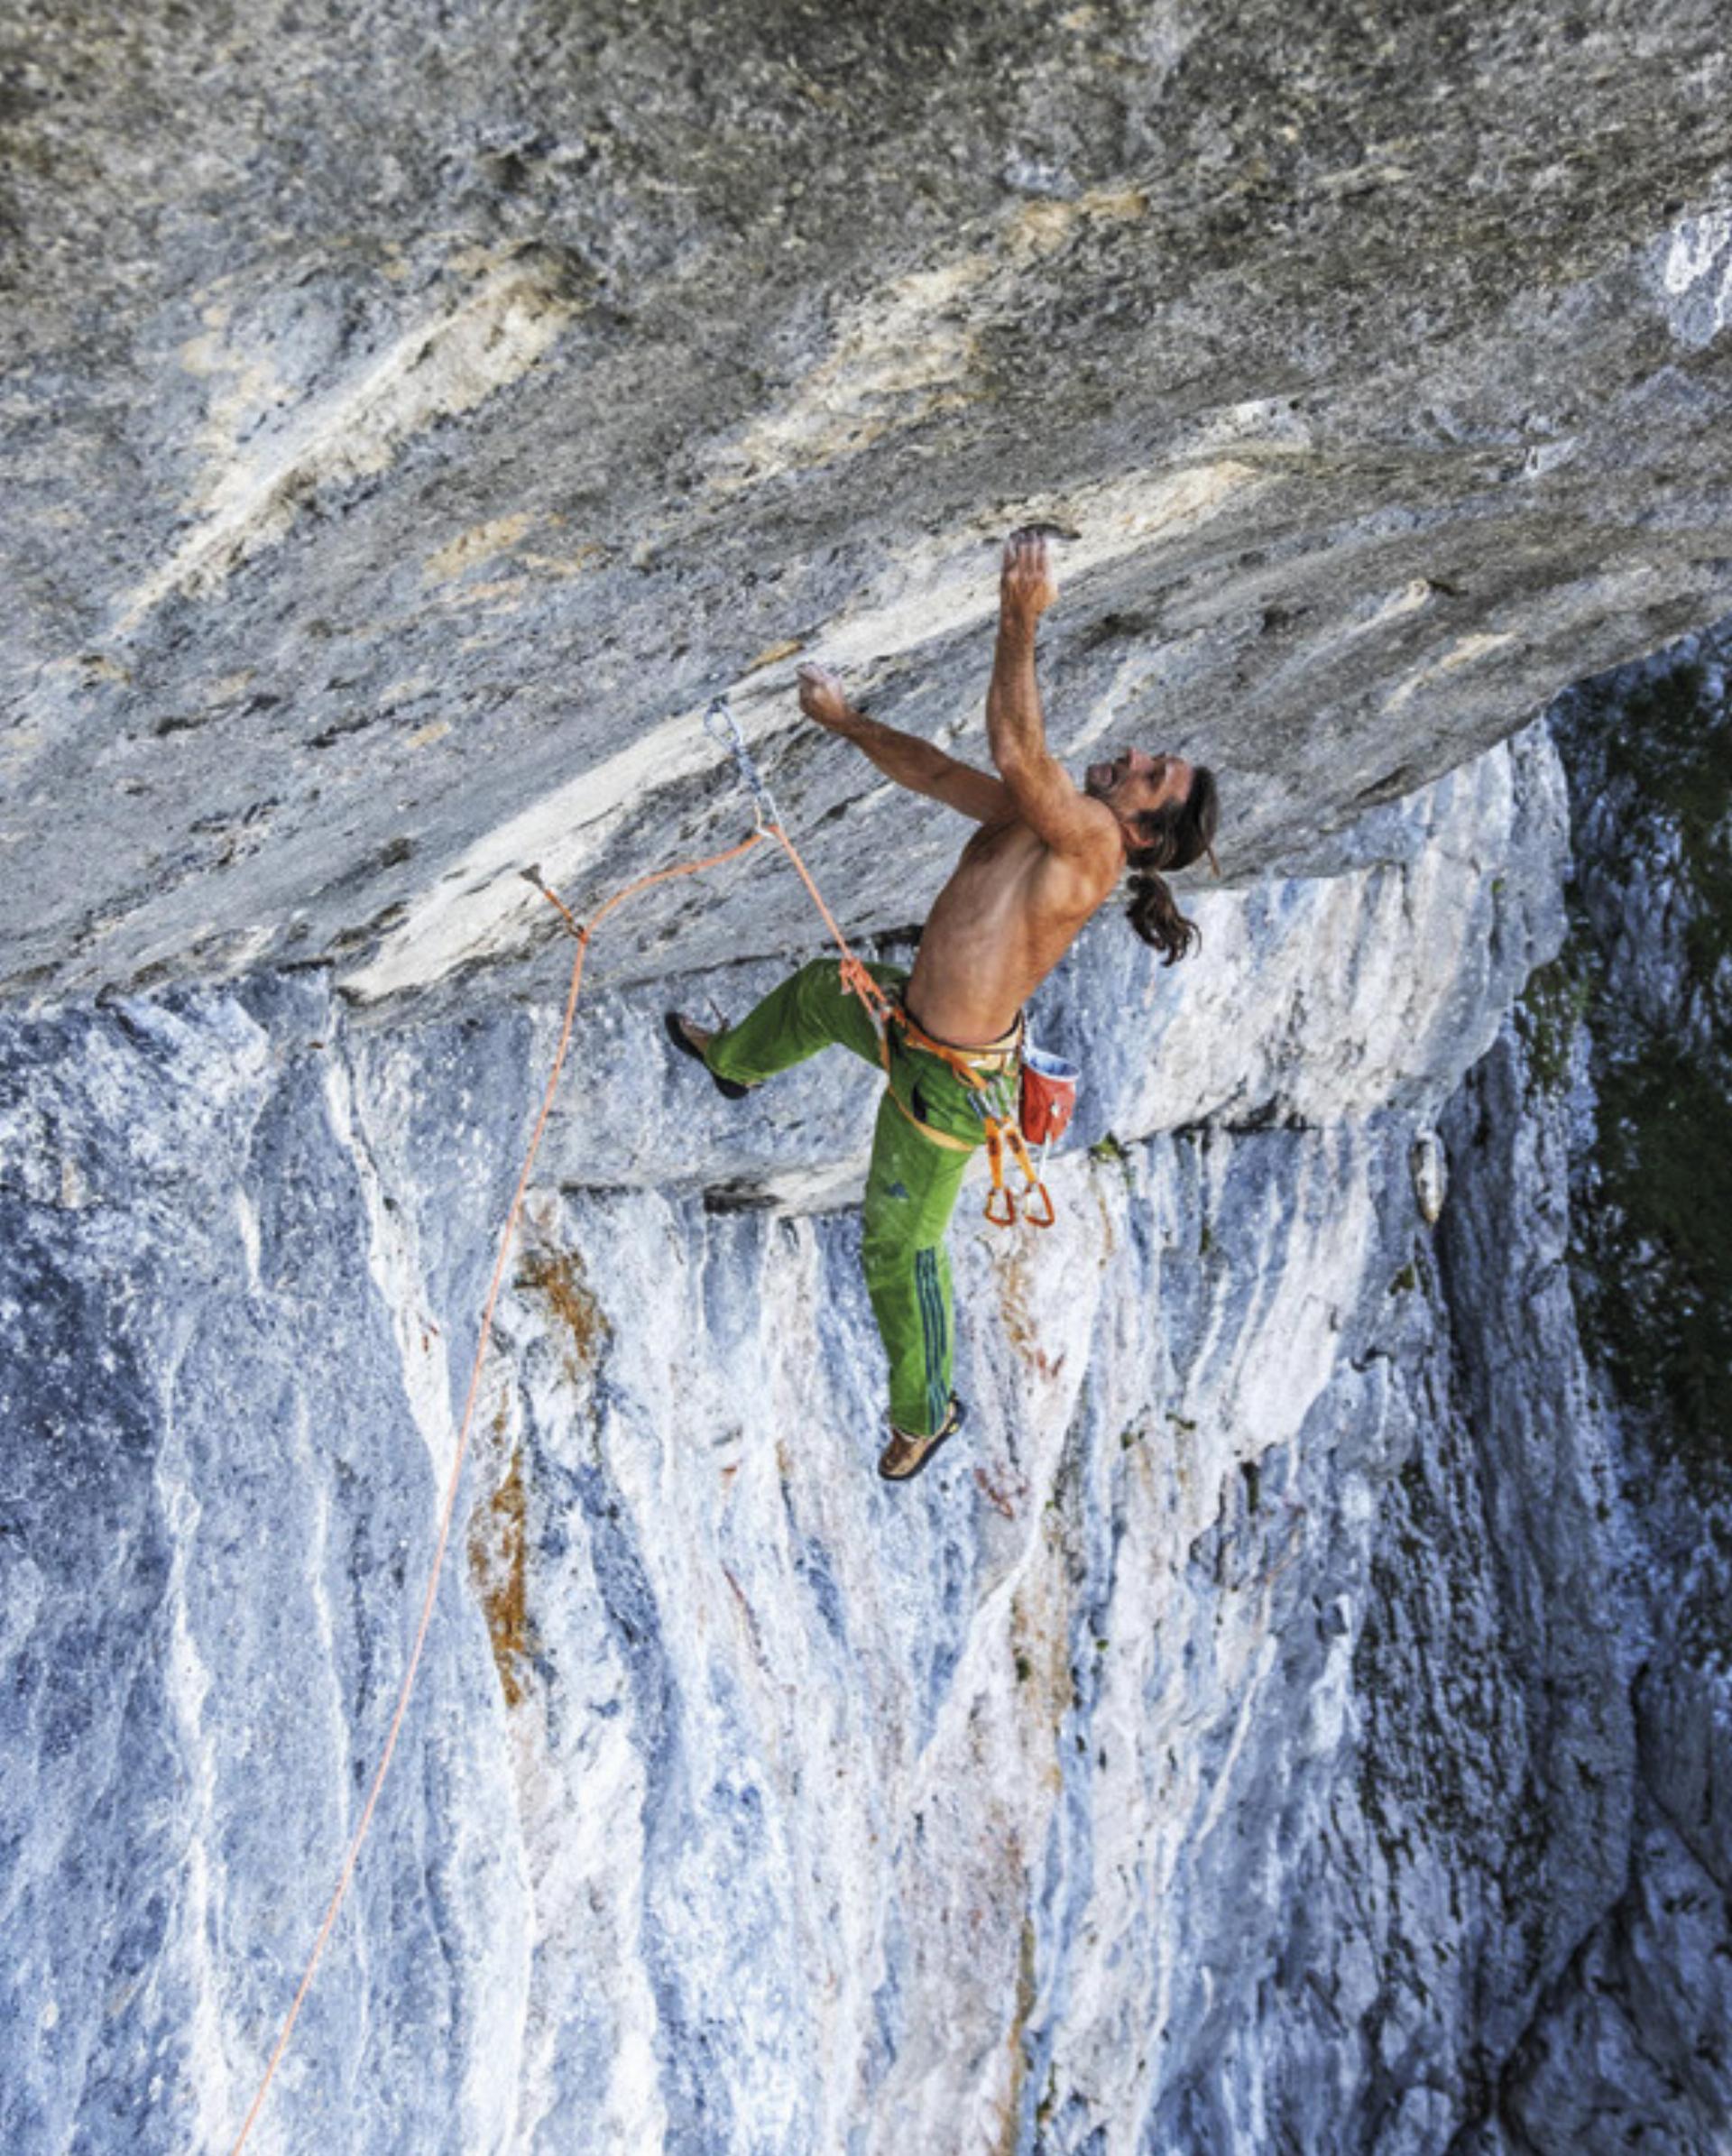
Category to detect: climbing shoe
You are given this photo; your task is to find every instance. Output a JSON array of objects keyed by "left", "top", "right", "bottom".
[
  {"left": 878, "top": 1395, "right": 968, "bottom": 1483},
  {"left": 664, "top": 1010, "right": 754, "bottom": 1101}
]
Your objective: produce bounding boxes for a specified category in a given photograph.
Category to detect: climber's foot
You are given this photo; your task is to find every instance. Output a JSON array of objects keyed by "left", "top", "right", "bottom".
[
  {"left": 664, "top": 1010, "right": 754, "bottom": 1101},
  {"left": 878, "top": 1395, "right": 968, "bottom": 1484}
]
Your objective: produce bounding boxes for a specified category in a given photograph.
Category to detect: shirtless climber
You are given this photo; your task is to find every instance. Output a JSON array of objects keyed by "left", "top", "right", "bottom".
[{"left": 668, "top": 529, "right": 1221, "bottom": 1483}]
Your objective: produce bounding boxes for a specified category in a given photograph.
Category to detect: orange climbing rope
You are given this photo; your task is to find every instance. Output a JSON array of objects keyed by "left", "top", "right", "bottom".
[{"left": 227, "top": 693, "right": 1053, "bottom": 2151}]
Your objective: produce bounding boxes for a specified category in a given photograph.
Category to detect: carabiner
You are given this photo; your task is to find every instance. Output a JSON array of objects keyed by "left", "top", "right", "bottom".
[
  {"left": 705, "top": 695, "right": 785, "bottom": 831},
  {"left": 1022, "top": 1182, "right": 1056, "bottom": 1230}
]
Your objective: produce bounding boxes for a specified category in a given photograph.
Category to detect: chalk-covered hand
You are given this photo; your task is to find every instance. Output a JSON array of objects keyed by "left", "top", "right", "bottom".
[
  {"left": 1000, "top": 527, "right": 1059, "bottom": 624},
  {"left": 796, "top": 662, "right": 858, "bottom": 733}
]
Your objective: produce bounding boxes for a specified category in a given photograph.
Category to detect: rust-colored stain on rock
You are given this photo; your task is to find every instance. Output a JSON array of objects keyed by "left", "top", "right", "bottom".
[
  {"left": 469, "top": 1439, "right": 532, "bottom": 1709},
  {"left": 514, "top": 1244, "right": 611, "bottom": 1378}
]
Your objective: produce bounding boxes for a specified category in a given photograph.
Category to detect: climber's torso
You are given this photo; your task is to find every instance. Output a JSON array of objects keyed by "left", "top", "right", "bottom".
[{"left": 903, "top": 813, "right": 1121, "bottom": 1047}]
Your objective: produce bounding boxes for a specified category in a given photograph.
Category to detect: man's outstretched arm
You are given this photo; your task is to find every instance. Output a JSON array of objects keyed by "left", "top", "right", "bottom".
[
  {"left": 987, "top": 530, "right": 1115, "bottom": 859},
  {"left": 796, "top": 663, "right": 1011, "bottom": 824}
]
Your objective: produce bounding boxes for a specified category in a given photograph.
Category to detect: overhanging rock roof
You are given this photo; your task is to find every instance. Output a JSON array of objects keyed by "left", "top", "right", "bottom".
[{"left": 3, "top": 0, "right": 1728, "bottom": 1013}]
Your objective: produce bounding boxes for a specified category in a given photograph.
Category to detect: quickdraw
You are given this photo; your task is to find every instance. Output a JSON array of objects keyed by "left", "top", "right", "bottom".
[{"left": 984, "top": 1121, "right": 1055, "bottom": 1228}]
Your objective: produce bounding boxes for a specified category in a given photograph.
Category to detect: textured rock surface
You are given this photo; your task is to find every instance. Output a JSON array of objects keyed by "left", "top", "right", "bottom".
[
  {"left": 5, "top": 2, "right": 1732, "bottom": 1005},
  {"left": 1471, "top": 628, "right": 1732, "bottom": 2151},
  {"left": 11, "top": 670, "right": 1731, "bottom": 2155},
  {"left": 6, "top": 7, "right": 1732, "bottom": 2151}
]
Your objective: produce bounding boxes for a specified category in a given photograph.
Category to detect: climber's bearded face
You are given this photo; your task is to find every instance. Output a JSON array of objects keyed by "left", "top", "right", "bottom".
[{"left": 1083, "top": 746, "right": 1193, "bottom": 819}]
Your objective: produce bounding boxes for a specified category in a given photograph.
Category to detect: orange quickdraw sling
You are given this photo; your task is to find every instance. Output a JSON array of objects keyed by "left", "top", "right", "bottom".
[{"left": 836, "top": 953, "right": 1056, "bottom": 1230}]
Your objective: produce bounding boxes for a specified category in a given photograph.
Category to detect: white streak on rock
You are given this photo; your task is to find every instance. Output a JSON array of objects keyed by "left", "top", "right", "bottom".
[
  {"left": 321, "top": 1050, "right": 458, "bottom": 1484},
  {"left": 339, "top": 456, "right": 1259, "bottom": 1004},
  {"left": 1659, "top": 204, "right": 1732, "bottom": 346},
  {"left": 152, "top": 1404, "right": 233, "bottom": 2151},
  {"left": 117, "top": 254, "right": 579, "bottom": 631},
  {"left": 710, "top": 190, "right": 1153, "bottom": 492},
  {"left": 1411, "top": 1128, "right": 1448, "bottom": 1223},
  {"left": 1383, "top": 630, "right": 1517, "bottom": 714},
  {"left": 235, "top": 1187, "right": 262, "bottom": 1295}
]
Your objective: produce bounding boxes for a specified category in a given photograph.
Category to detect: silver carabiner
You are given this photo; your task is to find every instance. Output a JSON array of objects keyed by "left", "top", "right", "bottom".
[{"left": 705, "top": 695, "right": 784, "bottom": 831}]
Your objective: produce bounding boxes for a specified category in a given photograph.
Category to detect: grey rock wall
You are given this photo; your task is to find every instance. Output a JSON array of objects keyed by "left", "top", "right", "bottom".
[
  {"left": 0, "top": 974, "right": 534, "bottom": 2151},
  {"left": 15, "top": 682, "right": 1726, "bottom": 2155},
  {"left": 5, "top": 2, "right": 1732, "bottom": 1006}
]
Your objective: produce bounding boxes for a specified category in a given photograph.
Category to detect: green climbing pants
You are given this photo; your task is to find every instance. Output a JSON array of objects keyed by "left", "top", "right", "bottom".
[{"left": 705, "top": 959, "right": 991, "bottom": 1438}]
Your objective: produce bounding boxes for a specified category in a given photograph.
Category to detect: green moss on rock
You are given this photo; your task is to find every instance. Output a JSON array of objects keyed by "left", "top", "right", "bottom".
[
  {"left": 1517, "top": 954, "right": 1592, "bottom": 1093},
  {"left": 1584, "top": 1041, "right": 1732, "bottom": 1464},
  {"left": 1602, "top": 660, "right": 1732, "bottom": 981},
  {"left": 1558, "top": 640, "right": 1732, "bottom": 1480}
]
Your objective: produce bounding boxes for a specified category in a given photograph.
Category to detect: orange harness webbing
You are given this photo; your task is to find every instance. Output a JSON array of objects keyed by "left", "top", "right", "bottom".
[
  {"left": 774, "top": 874, "right": 1054, "bottom": 1228},
  {"left": 865, "top": 995, "right": 1055, "bottom": 1229}
]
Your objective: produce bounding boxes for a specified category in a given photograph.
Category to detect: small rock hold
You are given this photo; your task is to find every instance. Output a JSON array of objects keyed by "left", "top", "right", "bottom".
[{"left": 1411, "top": 1127, "right": 1448, "bottom": 1224}]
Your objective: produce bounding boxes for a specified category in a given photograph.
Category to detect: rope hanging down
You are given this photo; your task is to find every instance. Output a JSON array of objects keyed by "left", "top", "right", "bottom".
[{"left": 228, "top": 689, "right": 1052, "bottom": 2152}]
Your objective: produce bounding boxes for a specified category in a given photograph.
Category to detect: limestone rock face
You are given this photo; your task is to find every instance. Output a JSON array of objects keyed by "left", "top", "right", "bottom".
[
  {"left": 9, "top": 663, "right": 1731, "bottom": 2155},
  {"left": 1480, "top": 630, "right": 1732, "bottom": 2151},
  {"left": 4, "top": 1, "right": 1732, "bottom": 1007},
  {"left": 6, "top": 8, "right": 1732, "bottom": 2151}
]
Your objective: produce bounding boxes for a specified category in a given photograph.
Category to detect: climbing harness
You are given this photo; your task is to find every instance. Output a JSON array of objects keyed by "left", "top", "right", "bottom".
[
  {"left": 705, "top": 695, "right": 1065, "bottom": 1230},
  {"left": 887, "top": 997, "right": 1052, "bottom": 1229},
  {"left": 228, "top": 686, "right": 1073, "bottom": 2151}
]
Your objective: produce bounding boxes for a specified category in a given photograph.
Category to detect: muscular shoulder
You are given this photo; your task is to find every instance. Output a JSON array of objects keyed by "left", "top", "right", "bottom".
[
  {"left": 1031, "top": 819, "right": 1123, "bottom": 917},
  {"left": 959, "top": 811, "right": 1027, "bottom": 864},
  {"left": 972, "top": 795, "right": 1116, "bottom": 853}
]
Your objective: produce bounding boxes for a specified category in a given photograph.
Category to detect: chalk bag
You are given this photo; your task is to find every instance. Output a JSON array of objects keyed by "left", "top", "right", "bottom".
[{"left": 1018, "top": 1043, "right": 1080, "bottom": 1149}]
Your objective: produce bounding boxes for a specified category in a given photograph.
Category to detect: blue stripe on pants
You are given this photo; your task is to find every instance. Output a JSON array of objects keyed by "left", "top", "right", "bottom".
[{"left": 915, "top": 1246, "right": 947, "bottom": 1434}]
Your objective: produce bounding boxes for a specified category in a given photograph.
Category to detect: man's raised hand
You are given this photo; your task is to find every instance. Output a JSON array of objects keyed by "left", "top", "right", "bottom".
[
  {"left": 1000, "top": 527, "right": 1059, "bottom": 626},
  {"left": 796, "top": 661, "right": 856, "bottom": 733}
]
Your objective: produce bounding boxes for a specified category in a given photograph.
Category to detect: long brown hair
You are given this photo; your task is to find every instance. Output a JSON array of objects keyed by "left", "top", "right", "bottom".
[{"left": 1125, "top": 765, "right": 1221, "bottom": 964}]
